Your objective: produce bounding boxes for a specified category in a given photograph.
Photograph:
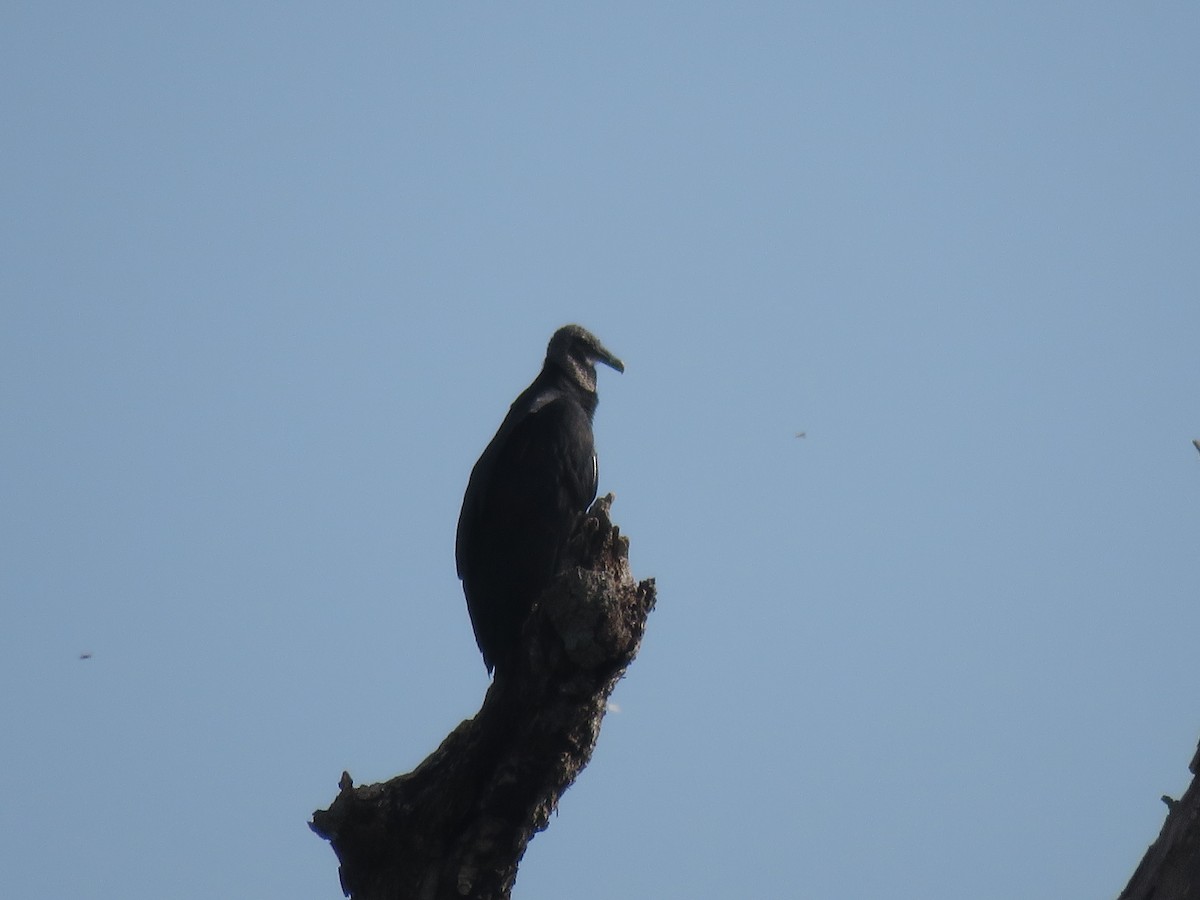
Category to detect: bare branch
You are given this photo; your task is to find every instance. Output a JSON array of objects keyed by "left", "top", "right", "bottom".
[
  {"left": 311, "top": 495, "right": 655, "bottom": 900},
  {"left": 1118, "top": 736, "right": 1200, "bottom": 900}
]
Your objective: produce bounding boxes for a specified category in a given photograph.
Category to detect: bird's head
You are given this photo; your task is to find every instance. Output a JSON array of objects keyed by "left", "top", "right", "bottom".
[{"left": 546, "top": 324, "right": 624, "bottom": 392}]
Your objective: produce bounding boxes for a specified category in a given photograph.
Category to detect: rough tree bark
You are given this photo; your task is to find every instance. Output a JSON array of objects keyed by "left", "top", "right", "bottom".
[
  {"left": 1119, "top": 737, "right": 1200, "bottom": 900},
  {"left": 310, "top": 495, "right": 655, "bottom": 900},
  {"left": 1121, "top": 444, "right": 1200, "bottom": 896}
]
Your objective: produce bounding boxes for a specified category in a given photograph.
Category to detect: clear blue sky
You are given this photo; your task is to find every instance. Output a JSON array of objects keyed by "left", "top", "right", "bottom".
[{"left": 3, "top": 4, "right": 1198, "bottom": 898}]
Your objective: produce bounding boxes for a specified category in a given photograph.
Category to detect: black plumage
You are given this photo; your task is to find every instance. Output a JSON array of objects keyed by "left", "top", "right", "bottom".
[{"left": 456, "top": 325, "right": 624, "bottom": 674}]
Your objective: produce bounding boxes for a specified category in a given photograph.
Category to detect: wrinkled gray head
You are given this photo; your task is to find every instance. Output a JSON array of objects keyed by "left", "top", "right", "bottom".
[{"left": 546, "top": 324, "right": 624, "bottom": 393}]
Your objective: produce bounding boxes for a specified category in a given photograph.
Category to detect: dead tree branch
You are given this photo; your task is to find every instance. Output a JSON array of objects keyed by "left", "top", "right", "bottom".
[
  {"left": 310, "top": 495, "right": 655, "bottom": 900},
  {"left": 1118, "top": 737, "right": 1200, "bottom": 899}
]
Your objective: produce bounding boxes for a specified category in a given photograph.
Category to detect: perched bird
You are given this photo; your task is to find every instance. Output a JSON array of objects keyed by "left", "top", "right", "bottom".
[{"left": 456, "top": 325, "right": 624, "bottom": 674}]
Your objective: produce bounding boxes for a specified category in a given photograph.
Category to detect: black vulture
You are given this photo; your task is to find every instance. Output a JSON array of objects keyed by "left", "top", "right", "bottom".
[{"left": 456, "top": 324, "right": 624, "bottom": 674}]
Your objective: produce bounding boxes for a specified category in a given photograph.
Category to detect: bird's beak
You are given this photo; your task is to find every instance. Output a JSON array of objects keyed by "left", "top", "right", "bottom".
[{"left": 595, "top": 344, "right": 625, "bottom": 374}]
